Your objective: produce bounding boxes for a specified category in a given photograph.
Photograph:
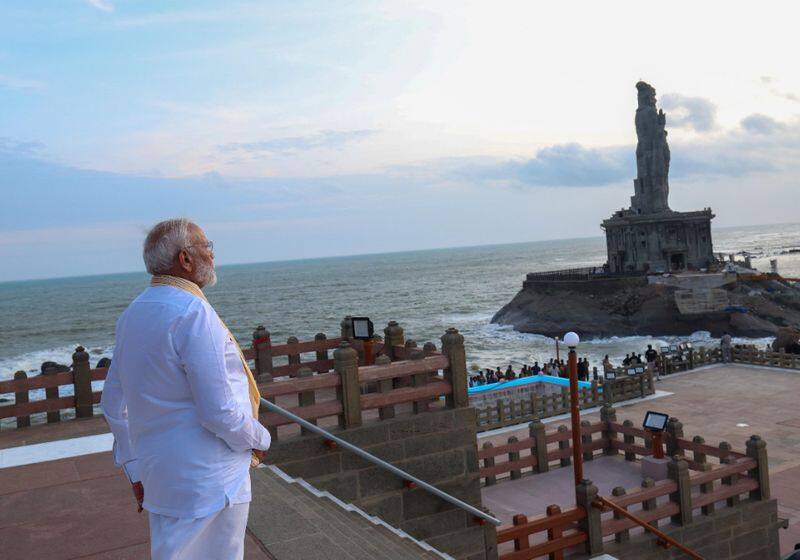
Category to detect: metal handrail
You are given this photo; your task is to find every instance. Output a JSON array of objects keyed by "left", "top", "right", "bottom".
[
  {"left": 260, "top": 397, "right": 501, "bottom": 526},
  {"left": 592, "top": 496, "right": 703, "bottom": 559}
]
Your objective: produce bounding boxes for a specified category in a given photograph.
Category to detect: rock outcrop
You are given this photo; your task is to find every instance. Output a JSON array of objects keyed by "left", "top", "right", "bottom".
[{"left": 492, "top": 276, "right": 800, "bottom": 339}]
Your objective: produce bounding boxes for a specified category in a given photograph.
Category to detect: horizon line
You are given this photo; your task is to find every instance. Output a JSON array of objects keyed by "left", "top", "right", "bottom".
[{"left": 1, "top": 219, "right": 796, "bottom": 285}]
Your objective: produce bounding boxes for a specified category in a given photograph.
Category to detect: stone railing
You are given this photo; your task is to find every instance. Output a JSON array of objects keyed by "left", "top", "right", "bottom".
[
  {"left": 474, "top": 372, "right": 655, "bottom": 433},
  {"left": 490, "top": 407, "right": 775, "bottom": 559},
  {"left": 659, "top": 344, "right": 800, "bottom": 374},
  {"left": 0, "top": 318, "right": 467, "bottom": 436}
]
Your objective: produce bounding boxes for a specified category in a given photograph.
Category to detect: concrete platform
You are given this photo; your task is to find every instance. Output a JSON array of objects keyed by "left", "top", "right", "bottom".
[
  {"left": 479, "top": 363, "right": 800, "bottom": 555},
  {"left": 0, "top": 451, "right": 270, "bottom": 560},
  {"left": 482, "top": 455, "right": 643, "bottom": 527}
]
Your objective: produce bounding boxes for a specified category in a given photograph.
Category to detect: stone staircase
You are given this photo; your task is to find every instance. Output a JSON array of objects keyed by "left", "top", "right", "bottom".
[{"left": 248, "top": 464, "right": 453, "bottom": 559}]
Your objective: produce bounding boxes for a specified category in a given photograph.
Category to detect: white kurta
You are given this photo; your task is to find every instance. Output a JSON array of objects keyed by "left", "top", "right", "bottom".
[{"left": 100, "top": 285, "right": 271, "bottom": 522}]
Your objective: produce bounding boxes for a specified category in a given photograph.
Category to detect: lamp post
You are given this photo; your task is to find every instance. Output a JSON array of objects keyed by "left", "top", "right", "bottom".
[
  {"left": 564, "top": 331, "right": 584, "bottom": 486},
  {"left": 555, "top": 336, "right": 560, "bottom": 362}
]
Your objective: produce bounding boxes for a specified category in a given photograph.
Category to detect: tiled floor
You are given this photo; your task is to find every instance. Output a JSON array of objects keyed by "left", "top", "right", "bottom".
[{"left": 0, "top": 451, "right": 270, "bottom": 560}]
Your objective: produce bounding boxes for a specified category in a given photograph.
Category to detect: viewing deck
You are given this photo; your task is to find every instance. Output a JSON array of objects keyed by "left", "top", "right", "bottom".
[{"left": 479, "top": 363, "right": 800, "bottom": 556}]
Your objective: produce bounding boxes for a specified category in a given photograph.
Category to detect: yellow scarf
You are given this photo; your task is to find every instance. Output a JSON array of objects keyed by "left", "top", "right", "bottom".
[{"left": 151, "top": 275, "right": 262, "bottom": 467}]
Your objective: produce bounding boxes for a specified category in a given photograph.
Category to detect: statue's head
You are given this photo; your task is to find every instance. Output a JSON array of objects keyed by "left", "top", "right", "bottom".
[{"left": 636, "top": 81, "right": 656, "bottom": 108}]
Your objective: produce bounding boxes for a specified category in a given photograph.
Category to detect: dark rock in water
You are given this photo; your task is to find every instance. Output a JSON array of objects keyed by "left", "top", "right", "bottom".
[
  {"left": 492, "top": 275, "right": 800, "bottom": 339},
  {"left": 0, "top": 397, "right": 10, "bottom": 403},
  {"left": 90, "top": 348, "right": 103, "bottom": 355},
  {"left": 772, "top": 327, "right": 800, "bottom": 353},
  {"left": 96, "top": 357, "right": 112, "bottom": 369},
  {"left": 40, "top": 361, "right": 70, "bottom": 374}
]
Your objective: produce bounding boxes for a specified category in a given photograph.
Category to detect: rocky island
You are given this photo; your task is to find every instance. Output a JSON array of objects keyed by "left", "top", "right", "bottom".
[{"left": 493, "top": 81, "right": 800, "bottom": 339}]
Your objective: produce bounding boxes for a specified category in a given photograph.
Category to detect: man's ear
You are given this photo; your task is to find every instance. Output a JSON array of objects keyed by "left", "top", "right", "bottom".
[{"left": 178, "top": 248, "right": 194, "bottom": 273}]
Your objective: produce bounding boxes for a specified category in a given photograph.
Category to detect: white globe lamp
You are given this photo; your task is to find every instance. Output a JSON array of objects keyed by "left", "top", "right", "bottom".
[{"left": 563, "top": 331, "right": 580, "bottom": 348}]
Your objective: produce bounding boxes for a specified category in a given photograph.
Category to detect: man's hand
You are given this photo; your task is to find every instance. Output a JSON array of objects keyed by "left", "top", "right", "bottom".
[
  {"left": 131, "top": 481, "right": 144, "bottom": 513},
  {"left": 253, "top": 449, "right": 267, "bottom": 464}
]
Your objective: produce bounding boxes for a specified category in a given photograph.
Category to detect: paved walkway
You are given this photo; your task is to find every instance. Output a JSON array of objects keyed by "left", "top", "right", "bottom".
[
  {"left": 0, "top": 449, "right": 270, "bottom": 559},
  {"left": 478, "top": 363, "right": 800, "bottom": 555}
]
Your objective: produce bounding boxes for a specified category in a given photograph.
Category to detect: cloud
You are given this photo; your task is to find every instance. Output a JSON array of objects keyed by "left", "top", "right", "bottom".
[
  {"left": 740, "top": 114, "right": 786, "bottom": 135},
  {"left": 87, "top": 0, "right": 114, "bottom": 12},
  {"left": 660, "top": 94, "right": 717, "bottom": 132},
  {"left": 0, "top": 74, "right": 44, "bottom": 91},
  {"left": 434, "top": 113, "right": 800, "bottom": 189},
  {"left": 0, "top": 137, "right": 45, "bottom": 156},
  {"left": 759, "top": 75, "right": 800, "bottom": 103},
  {"left": 219, "top": 129, "right": 378, "bottom": 155}
]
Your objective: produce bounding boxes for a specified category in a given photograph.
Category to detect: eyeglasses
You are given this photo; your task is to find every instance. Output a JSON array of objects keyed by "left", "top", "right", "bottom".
[{"left": 185, "top": 240, "right": 214, "bottom": 252}]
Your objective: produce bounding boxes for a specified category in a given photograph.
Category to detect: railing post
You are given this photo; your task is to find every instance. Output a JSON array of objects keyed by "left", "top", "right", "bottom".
[
  {"left": 558, "top": 425, "right": 571, "bottom": 467},
  {"left": 601, "top": 403, "right": 617, "bottom": 455},
  {"left": 482, "top": 442, "right": 496, "bottom": 486},
  {"left": 383, "top": 320, "right": 404, "bottom": 361},
  {"left": 622, "top": 419, "right": 635, "bottom": 461},
  {"left": 719, "top": 441, "right": 740, "bottom": 507},
  {"left": 692, "top": 435, "right": 706, "bottom": 467},
  {"left": 314, "top": 333, "right": 329, "bottom": 374},
  {"left": 374, "top": 355, "right": 395, "bottom": 420},
  {"left": 559, "top": 387, "right": 569, "bottom": 414},
  {"left": 508, "top": 436, "right": 522, "bottom": 480},
  {"left": 530, "top": 393, "right": 540, "bottom": 419},
  {"left": 668, "top": 455, "right": 693, "bottom": 526},
  {"left": 340, "top": 315, "right": 353, "bottom": 340},
  {"left": 297, "top": 367, "right": 316, "bottom": 435},
  {"left": 72, "top": 346, "right": 93, "bottom": 418},
  {"left": 698, "top": 463, "right": 715, "bottom": 515},
  {"left": 575, "top": 479, "right": 603, "bottom": 554},
  {"left": 746, "top": 435, "right": 770, "bottom": 500},
  {"left": 581, "top": 420, "right": 593, "bottom": 461},
  {"left": 530, "top": 418, "right": 549, "bottom": 473},
  {"left": 590, "top": 379, "right": 599, "bottom": 404},
  {"left": 334, "top": 341, "right": 361, "bottom": 428},
  {"left": 286, "top": 336, "right": 301, "bottom": 376},
  {"left": 496, "top": 399, "right": 506, "bottom": 426},
  {"left": 14, "top": 371, "right": 30, "bottom": 428},
  {"left": 611, "top": 487, "right": 629, "bottom": 543},
  {"left": 641, "top": 477, "right": 657, "bottom": 526},
  {"left": 665, "top": 417, "right": 683, "bottom": 457},
  {"left": 545, "top": 505, "right": 564, "bottom": 560},
  {"left": 42, "top": 364, "right": 61, "bottom": 424},
  {"left": 410, "top": 348, "right": 429, "bottom": 414},
  {"left": 252, "top": 326, "right": 273, "bottom": 381},
  {"left": 511, "top": 514, "right": 530, "bottom": 552},
  {"left": 441, "top": 328, "right": 468, "bottom": 409}
]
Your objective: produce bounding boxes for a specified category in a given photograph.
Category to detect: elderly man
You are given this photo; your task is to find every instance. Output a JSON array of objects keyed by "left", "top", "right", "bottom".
[{"left": 101, "top": 218, "right": 271, "bottom": 559}]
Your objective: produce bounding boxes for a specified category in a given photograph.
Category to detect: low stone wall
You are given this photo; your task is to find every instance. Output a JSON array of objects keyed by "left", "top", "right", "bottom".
[
  {"left": 264, "top": 407, "right": 495, "bottom": 560},
  {"left": 600, "top": 498, "right": 781, "bottom": 560}
]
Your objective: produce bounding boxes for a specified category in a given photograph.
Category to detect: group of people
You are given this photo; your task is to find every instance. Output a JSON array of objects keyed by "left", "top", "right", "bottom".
[
  {"left": 468, "top": 357, "right": 595, "bottom": 387},
  {"left": 602, "top": 344, "right": 662, "bottom": 379}
]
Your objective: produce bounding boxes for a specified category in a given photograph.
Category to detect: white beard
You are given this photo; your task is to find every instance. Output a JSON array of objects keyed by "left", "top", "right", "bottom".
[{"left": 196, "top": 259, "right": 217, "bottom": 288}]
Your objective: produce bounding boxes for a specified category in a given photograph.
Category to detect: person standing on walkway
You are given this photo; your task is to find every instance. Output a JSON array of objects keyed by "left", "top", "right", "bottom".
[
  {"left": 645, "top": 344, "right": 660, "bottom": 380},
  {"left": 721, "top": 331, "right": 733, "bottom": 363},
  {"left": 101, "top": 218, "right": 272, "bottom": 560}
]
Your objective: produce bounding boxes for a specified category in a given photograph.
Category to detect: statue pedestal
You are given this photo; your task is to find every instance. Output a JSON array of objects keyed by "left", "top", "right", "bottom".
[{"left": 642, "top": 456, "right": 670, "bottom": 481}]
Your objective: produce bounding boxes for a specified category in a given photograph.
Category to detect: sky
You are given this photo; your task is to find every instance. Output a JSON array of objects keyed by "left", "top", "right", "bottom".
[{"left": 1, "top": 1, "right": 799, "bottom": 282}]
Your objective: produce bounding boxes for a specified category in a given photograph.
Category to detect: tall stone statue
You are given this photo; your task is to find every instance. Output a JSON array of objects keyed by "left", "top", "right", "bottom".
[{"left": 631, "top": 81, "right": 671, "bottom": 214}]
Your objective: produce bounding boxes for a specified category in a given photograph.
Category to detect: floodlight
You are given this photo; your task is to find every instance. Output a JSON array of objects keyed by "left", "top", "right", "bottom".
[
  {"left": 643, "top": 411, "right": 670, "bottom": 433},
  {"left": 350, "top": 317, "right": 374, "bottom": 340},
  {"left": 563, "top": 332, "right": 580, "bottom": 348}
]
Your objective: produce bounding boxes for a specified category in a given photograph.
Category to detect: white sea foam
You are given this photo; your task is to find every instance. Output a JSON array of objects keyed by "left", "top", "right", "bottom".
[{"left": 0, "top": 345, "right": 114, "bottom": 382}]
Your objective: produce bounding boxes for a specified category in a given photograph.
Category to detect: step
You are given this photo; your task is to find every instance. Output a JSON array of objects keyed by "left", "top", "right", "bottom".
[{"left": 249, "top": 464, "right": 454, "bottom": 560}]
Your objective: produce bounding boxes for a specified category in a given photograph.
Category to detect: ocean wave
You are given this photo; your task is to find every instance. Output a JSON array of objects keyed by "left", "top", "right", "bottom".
[{"left": 0, "top": 345, "right": 114, "bottom": 382}]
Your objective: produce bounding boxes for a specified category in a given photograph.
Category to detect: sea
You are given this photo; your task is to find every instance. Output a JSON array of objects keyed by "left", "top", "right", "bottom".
[{"left": 2, "top": 222, "right": 799, "bottom": 389}]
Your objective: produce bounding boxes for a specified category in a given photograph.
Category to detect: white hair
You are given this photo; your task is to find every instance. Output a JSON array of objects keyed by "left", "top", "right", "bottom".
[{"left": 143, "top": 218, "right": 193, "bottom": 275}]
